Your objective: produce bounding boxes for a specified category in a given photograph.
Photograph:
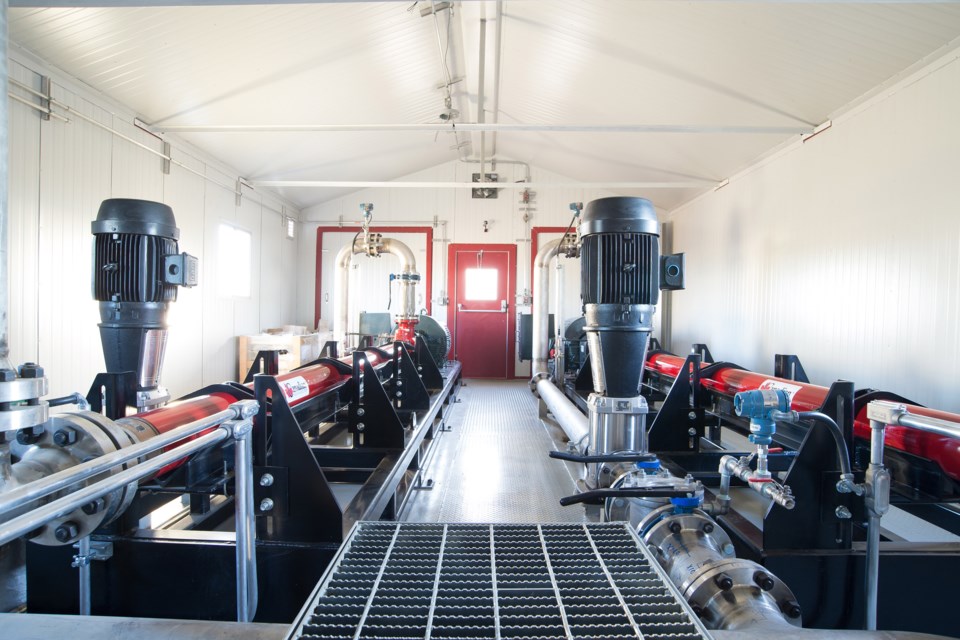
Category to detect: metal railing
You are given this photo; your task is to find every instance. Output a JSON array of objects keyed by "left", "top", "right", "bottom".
[{"left": 0, "top": 399, "right": 260, "bottom": 622}]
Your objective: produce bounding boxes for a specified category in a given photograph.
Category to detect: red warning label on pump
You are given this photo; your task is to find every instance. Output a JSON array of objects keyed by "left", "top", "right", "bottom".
[
  {"left": 279, "top": 376, "right": 310, "bottom": 402},
  {"left": 758, "top": 379, "right": 802, "bottom": 403}
]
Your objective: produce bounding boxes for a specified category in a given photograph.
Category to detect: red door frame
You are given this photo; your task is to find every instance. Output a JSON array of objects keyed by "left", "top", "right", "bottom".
[
  {"left": 447, "top": 243, "right": 518, "bottom": 379},
  {"left": 314, "top": 226, "right": 433, "bottom": 329},
  {"left": 530, "top": 226, "right": 570, "bottom": 296}
]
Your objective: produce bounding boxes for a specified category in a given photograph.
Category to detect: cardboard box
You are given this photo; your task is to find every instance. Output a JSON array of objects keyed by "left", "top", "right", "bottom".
[{"left": 238, "top": 331, "right": 321, "bottom": 379}]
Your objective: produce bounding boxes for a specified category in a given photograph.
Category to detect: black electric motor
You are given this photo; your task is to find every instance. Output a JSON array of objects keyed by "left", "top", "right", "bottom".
[{"left": 92, "top": 198, "right": 197, "bottom": 408}]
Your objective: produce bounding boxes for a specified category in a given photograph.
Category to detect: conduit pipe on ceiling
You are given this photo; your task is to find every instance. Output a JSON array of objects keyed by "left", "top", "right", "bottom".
[{"left": 531, "top": 238, "right": 588, "bottom": 450}]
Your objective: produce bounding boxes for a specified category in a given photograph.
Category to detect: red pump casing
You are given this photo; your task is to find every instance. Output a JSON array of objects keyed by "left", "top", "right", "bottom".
[{"left": 645, "top": 352, "right": 960, "bottom": 482}]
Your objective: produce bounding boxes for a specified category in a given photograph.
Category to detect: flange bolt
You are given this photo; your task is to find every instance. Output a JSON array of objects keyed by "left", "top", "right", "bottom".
[
  {"left": 82, "top": 498, "right": 106, "bottom": 515},
  {"left": 54, "top": 521, "right": 80, "bottom": 543},
  {"left": 714, "top": 573, "right": 734, "bottom": 591},
  {"left": 781, "top": 600, "right": 802, "bottom": 619},
  {"left": 668, "top": 521, "right": 682, "bottom": 534},
  {"left": 53, "top": 427, "right": 79, "bottom": 447},
  {"left": 753, "top": 571, "right": 775, "bottom": 591}
]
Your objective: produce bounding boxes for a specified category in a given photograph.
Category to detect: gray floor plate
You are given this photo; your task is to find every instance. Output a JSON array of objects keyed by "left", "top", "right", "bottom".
[{"left": 402, "top": 379, "right": 586, "bottom": 524}]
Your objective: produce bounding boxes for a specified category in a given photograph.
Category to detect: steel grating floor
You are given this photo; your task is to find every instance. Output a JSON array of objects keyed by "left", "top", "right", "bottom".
[
  {"left": 402, "top": 380, "right": 585, "bottom": 523},
  {"left": 287, "top": 522, "right": 710, "bottom": 640}
]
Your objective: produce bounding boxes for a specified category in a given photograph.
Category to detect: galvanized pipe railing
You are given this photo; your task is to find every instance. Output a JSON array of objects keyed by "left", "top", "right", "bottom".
[
  {"left": 0, "top": 400, "right": 260, "bottom": 622},
  {"left": 863, "top": 401, "right": 960, "bottom": 631},
  {"left": 0, "top": 405, "right": 238, "bottom": 517}
]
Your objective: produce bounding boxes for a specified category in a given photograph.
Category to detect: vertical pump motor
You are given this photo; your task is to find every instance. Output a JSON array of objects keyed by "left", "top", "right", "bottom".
[
  {"left": 92, "top": 199, "right": 197, "bottom": 409},
  {"left": 580, "top": 197, "right": 680, "bottom": 486}
]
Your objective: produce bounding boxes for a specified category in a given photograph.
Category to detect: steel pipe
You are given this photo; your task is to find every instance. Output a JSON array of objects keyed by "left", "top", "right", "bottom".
[
  {"left": 0, "top": 404, "right": 238, "bottom": 517},
  {"left": 0, "top": 427, "right": 230, "bottom": 547},
  {"left": 532, "top": 239, "right": 561, "bottom": 377},
  {"left": 158, "top": 123, "right": 810, "bottom": 134},
  {"left": 253, "top": 180, "right": 712, "bottom": 190},
  {"left": 77, "top": 536, "right": 91, "bottom": 616},
  {"left": 334, "top": 236, "right": 364, "bottom": 351},
  {"left": 895, "top": 413, "right": 960, "bottom": 440},
  {"left": 232, "top": 417, "right": 257, "bottom": 623},
  {"left": 535, "top": 379, "right": 589, "bottom": 450},
  {"left": 0, "top": 0, "right": 9, "bottom": 371},
  {"left": 380, "top": 238, "right": 418, "bottom": 321},
  {"left": 719, "top": 455, "right": 796, "bottom": 510}
]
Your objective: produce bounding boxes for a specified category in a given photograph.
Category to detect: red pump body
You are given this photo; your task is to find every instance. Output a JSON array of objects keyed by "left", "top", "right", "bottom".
[
  {"left": 645, "top": 352, "right": 960, "bottom": 482},
  {"left": 131, "top": 345, "right": 400, "bottom": 474}
]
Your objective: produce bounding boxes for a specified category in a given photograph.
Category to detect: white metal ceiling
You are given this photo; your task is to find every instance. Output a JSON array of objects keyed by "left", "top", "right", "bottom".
[{"left": 9, "top": 1, "right": 960, "bottom": 210}]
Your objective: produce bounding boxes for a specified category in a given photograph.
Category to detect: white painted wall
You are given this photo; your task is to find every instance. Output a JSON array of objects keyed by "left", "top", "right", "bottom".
[
  {"left": 8, "top": 54, "right": 301, "bottom": 400},
  {"left": 668, "top": 52, "right": 960, "bottom": 412},
  {"left": 296, "top": 161, "right": 633, "bottom": 377}
]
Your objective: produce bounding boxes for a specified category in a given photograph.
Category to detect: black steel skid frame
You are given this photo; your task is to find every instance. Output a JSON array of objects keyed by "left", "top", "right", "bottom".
[
  {"left": 624, "top": 346, "right": 960, "bottom": 635},
  {"left": 564, "top": 344, "right": 960, "bottom": 634},
  {"left": 27, "top": 336, "right": 461, "bottom": 623}
]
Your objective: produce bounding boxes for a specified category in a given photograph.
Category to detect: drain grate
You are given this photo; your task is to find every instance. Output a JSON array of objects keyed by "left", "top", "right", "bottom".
[{"left": 288, "top": 522, "right": 710, "bottom": 640}]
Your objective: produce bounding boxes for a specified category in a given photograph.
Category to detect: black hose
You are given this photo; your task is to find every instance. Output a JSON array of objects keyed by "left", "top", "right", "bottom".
[
  {"left": 796, "top": 411, "right": 853, "bottom": 476},
  {"left": 47, "top": 393, "right": 81, "bottom": 408}
]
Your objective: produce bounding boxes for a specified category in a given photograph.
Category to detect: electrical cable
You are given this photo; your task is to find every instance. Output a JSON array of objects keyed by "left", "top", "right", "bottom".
[{"left": 796, "top": 411, "right": 853, "bottom": 476}]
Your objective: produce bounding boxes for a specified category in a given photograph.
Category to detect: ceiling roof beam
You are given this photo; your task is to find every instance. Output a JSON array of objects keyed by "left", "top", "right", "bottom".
[
  {"left": 251, "top": 180, "right": 713, "bottom": 190},
  {"left": 155, "top": 123, "right": 810, "bottom": 134}
]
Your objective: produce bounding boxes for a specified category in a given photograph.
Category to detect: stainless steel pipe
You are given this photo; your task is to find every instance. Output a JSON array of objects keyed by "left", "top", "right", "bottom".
[
  {"left": 719, "top": 455, "right": 796, "bottom": 510},
  {"left": 334, "top": 237, "right": 364, "bottom": 351},
  {"left": 535, "top": 378, "right": 589, "bottom": 449},
  {"left": 380, "top": 238, "right": 419, "bottom": 320},
  {"left": 0, "top": 406, "right": 238, "bottom": 517},
  {"left": 532, "top": 238, "right": 561, "bottom": 377}
]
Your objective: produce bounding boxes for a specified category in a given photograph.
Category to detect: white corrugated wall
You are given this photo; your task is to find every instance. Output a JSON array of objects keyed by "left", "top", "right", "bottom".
[
  {"left": 668, "top": 51, "right": 960, "bottom": 412},
  {"left": 7, "top": 54, "right": 301, "bottom": 400}
]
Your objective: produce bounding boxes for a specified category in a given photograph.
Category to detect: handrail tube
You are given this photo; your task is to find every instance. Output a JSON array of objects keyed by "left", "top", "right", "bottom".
[
  {"left": 532, "top": 239, "right": 561, "bottom": 376},
  {"left": 0, "top": 406, "right": 238, "bottom": 516},
  {"left": 536, "top": 378, "right": 589, "bottom": 450},
  {"left": 895, "top": 413, "right": 960, "bottom": 440},
  {"left": 232, "top": 419, "right": 258, "bottom": 622},
  {"left": 0, "top": 428, "right": 230, "bottom": 547}
]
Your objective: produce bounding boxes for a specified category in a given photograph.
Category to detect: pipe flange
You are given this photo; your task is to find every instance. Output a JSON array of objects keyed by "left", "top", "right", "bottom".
[
  {"left": 0, "top": 403, "right": 50, "bottom": 433},
  {"left": 684, "top": 558, "right": 802, "bottom": 628},
  {"left": 11, "top": 412, "right": 147, "bottom": 545},
  {"left": 529, "top": 371, "right": 551, "bottom": 393}
]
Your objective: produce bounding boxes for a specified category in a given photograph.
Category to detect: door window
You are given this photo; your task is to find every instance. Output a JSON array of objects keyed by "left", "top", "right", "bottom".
[{"left": 464, "top": 268, "right": 498, "bottom": 301}]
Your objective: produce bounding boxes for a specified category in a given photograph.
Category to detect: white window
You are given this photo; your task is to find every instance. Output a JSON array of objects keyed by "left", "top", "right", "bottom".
[
  {"left": 218, "top": 223, "right": 251, "bottom": 298},
  {"left": 464, "top": 267, "right": 498, "bottom": 301},
  {"left": 284, "top": 216, "right": 296, "bottom": 240}
]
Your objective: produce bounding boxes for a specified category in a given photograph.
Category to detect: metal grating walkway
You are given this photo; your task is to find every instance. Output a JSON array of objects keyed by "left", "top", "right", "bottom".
[{"left": 287, "top": 522, "right": 710, "bottom": 640}]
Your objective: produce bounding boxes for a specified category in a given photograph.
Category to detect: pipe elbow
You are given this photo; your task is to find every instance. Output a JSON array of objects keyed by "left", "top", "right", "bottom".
[
  {"left": 381, "top": 238, "right": 417, "bottom": 274},
  {"left": 534, "top": 239, "right": 562, "bottom": 269}
]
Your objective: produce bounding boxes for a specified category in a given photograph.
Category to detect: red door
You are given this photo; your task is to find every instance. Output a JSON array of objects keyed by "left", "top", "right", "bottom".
[{"left": 447, "top": 244, "right": 517, "bottom": 378}]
